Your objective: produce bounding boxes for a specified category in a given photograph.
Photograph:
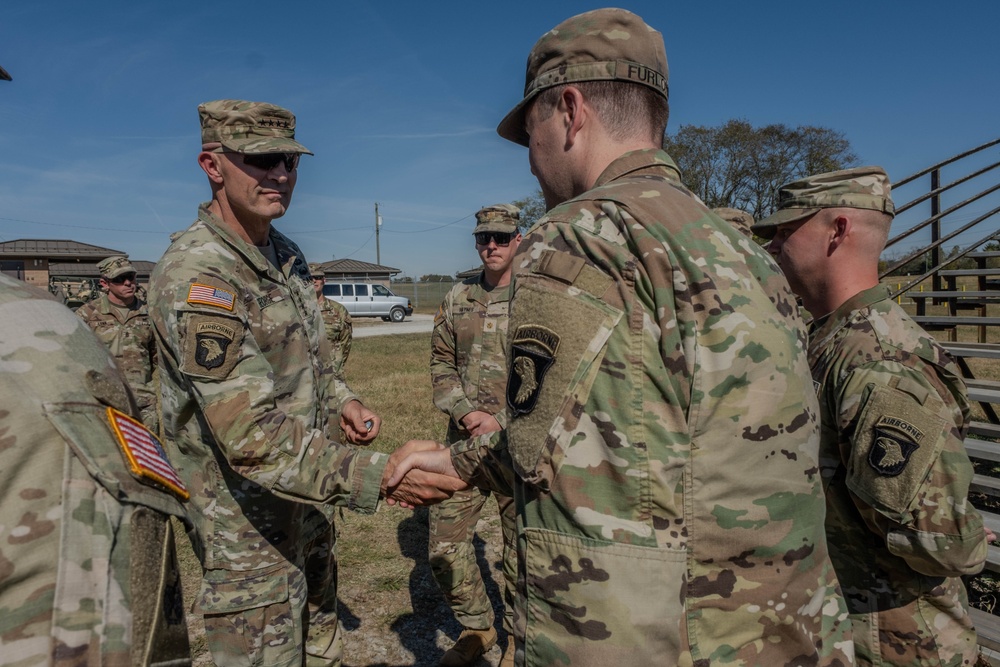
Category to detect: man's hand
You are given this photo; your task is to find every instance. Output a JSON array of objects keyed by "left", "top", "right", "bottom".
[
  {"left": 342, "top": 400, "right": 380, "bottom": 445},
  {"left": 460, "top": 410, "right": 502, "bottom": 436},
  {"left": 381, "top": 440, "right": 466, "bottom": 509}
]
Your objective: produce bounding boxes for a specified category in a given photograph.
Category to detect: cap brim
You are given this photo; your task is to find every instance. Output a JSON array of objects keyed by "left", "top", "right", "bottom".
[
  {"left": 104, "top": 268, "right": 136, "bottom": 280},
  {"left": 497, "top": 94, "right": 535, "bottom": 147},
  {"left": 221, "top": 137, "right": 314, "bottom": 155},
  {"left": 750, "top": 207, "right": 820, "bottom": 239},
  {"left": 474, "top": 222, "right": 519, "bottom": 234}
]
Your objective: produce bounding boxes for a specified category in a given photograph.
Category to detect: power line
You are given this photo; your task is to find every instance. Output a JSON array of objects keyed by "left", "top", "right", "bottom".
[{"left": 0, "top": 216, "right": 165, "bottom": 235}]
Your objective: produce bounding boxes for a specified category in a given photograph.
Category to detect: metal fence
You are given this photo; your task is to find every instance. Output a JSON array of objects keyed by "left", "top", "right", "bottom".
[{"left": 389, "top": 280, "right": 464, "bottom": 312}]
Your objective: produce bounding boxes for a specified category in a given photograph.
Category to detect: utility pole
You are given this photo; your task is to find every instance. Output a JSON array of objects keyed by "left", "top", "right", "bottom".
[{"left": 375, "top": 202, "right": 382, "bottom": 265}]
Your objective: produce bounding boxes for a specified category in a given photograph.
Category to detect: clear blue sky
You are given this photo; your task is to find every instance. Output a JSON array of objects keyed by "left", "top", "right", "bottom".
[{"left": 2, "top": 1, "right": 999, "bottom": 278}]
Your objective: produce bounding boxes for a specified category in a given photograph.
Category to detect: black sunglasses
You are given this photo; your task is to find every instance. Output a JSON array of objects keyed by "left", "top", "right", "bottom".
[
  {"left": 475, "top": 232, "right": 514, "bottom": 246},
  {"left": 241, "top": 152, "right": 300, "bottom": 172},
  {"left": 109, "top": 272, "right": 137, "bottom": 285}
]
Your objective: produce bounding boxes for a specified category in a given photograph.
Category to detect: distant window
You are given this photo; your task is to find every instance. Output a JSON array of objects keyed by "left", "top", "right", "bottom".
[
  {"left": 342, "top": 285, "right": 354, "bottom": 297},
  {"left": 373, "top": 285, "right": 391, "bottom": 296},
  {"left": 356, "top": 285, "right": 369, "bottom": 297},
  {"left": 323, "top": 284, "right": 341, "bottom": 297}
]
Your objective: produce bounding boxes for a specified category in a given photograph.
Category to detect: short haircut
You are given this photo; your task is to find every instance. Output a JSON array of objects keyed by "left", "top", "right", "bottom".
[{"left": 534, "top": 81, "right": 669, "bottom": 146}]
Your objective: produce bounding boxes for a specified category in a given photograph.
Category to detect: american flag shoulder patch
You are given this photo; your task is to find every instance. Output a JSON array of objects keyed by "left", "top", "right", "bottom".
[
  {"left": 187, "top": 283, "right": 236, "bottom": 311},
  {"left": 106, "top": 407, "right": 189, "bottom": 501}
]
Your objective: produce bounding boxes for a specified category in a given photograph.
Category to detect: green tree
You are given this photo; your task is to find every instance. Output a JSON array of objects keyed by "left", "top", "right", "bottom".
[
  {"left": 511, "top": 190, "right": 547, "bottom": 231},
  {"left": 663, "top": 119, "right": 859, "bottom": 220}
]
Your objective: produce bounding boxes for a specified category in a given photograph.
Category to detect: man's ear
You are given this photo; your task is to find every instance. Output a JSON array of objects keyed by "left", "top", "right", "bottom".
[
  {"left": 198, "top": 151, "right": 224, "bottom": 184},
  {"left": 561, "top": 86, "right": 587, "bottom": 147},
  {"left": 829, "top": 215, "right": 851, "bottom": 254}
]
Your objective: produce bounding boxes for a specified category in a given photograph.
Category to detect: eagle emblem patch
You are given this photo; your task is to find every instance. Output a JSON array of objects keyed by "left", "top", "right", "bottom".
[
  {"left": 507, "top": 325, "right": 559, "bottom": 416},
  {"left": 868, "top": 416, "right": 922, "bottom": 476},
  {"left": 194, "top": 320, "right": 236, "bottom": 370}
]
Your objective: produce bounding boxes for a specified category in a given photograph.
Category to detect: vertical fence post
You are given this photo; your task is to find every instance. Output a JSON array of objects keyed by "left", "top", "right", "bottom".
[{"left": 931, "top": 168, "right": 942, "bottom": 293}]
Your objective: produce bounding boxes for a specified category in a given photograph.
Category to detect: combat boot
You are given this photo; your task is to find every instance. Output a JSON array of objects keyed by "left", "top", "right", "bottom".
[
  {"left": 499, "top": 635, "right": 515, "bottom": 667},
  {"left": 440, "top": 627, "right": 497, "bottom": 667}
]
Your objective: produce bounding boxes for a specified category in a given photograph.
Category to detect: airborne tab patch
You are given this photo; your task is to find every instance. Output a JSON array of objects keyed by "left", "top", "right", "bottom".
[
  {"left": 106, "top": 407, "right": 189, "bottom": 500},
  {"left": 187, "top": 283, "right": 236, "bottom": 311},
  {"left": 507, "top": 325, "right": 560, "bottom": 416},
  {"left": 868, "top": 416, "right": 922, "bottom": 476}
]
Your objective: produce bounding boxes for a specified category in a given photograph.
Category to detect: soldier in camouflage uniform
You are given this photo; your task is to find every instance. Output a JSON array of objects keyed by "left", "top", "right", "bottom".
[
  {"left": 76, "top": 255, "right": 159, "bottom": 433},
  {"left": 391, "top": 9, "right": 853, "bottom": 666},
  {"left": 0, "top": 273, "right": 190, "bottom": 666},
  {"left": 712, "top": 206, "right": 755, "bottom": 240},
  {"left": 309, "top": 263, "right": 352, "bottom": 376},
  {"left": 754, "top": 166, "right": 988, "bottom": 667},
  {"left": 148, "top": 99, "right": 464, "bottom": 667},
  {"left": 429, "top": 204, "right": 522, "bottom": 667}
]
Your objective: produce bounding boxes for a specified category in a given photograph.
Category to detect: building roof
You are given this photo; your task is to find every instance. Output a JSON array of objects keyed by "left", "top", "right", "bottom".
[
  {"left": 49, "top": 259, "right": 155, "bottom": 278},
  {"left": 0, "top": 239, "right": 126, "bottom": 260},
  {"left": 316, "top": 258, "right": 401, "bottom": 275}
]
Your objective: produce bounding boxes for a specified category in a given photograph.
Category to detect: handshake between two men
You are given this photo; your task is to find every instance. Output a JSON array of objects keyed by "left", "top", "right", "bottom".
[
  {"left": 340, "top": 400, "right": 468, "bottom": 509},
  {"left": 380, "top": 440, "right": 467, "bottom": 509}
]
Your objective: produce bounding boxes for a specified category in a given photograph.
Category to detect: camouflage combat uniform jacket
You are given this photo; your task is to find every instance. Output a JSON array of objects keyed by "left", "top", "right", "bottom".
[
  {"left": 452, "top": 149, "right": 853, "bottom": 666},
  {"left": 431, "top": 273, "right": 511, "bottom": 440},
  {"left": 319, "top": 296, "right": 352, "bottom": 376},
  {"left": 0, "top": 274, "right": 190, "bottom": 666},
  {"left": 148, "top": 205, "right": 388, "bottom": 629},
  {"left": 77, "top": 292, "right": 159, "bottom": 433},
  {"left": 810, "top": 284, "right": 986, "bottom": 666}
]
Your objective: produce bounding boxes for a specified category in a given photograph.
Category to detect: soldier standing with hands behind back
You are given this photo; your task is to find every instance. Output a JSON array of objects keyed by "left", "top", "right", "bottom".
[
  {"left": 310, "top": 263, "right": 353, "bottom": 377},
  {"left": 77, "top": 254, "right": 159, "bottom": 433},
  {"left": 429, "top": 204, "right": 521, "bottom": 667},
  {"left": 148, "top": 99, "right": 463, "bottom": 667}
]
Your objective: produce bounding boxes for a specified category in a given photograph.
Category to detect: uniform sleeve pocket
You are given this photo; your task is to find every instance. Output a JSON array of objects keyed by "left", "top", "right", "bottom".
[
  {"left": 522, "top": 528, "right": 686, "bottom": 665},
  {"left": 847, "top": 383, "right": 948, "bottom": 517},
  {"left": 506, "top": 274, "right": 623, "bottom": 490}
]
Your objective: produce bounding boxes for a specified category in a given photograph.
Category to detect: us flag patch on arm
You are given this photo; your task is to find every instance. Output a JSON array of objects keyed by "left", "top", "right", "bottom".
[
  {"left": 187, "top": 283, "right": 236, "bottom": 310},
  {"left": 106, "top": 407, "right": 190, "bottom": 500}
]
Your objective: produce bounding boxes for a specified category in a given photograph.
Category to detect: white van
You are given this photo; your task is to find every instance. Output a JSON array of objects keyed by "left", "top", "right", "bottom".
[{"left": 322, "top": 282, "right": 413, "bottom": 322}]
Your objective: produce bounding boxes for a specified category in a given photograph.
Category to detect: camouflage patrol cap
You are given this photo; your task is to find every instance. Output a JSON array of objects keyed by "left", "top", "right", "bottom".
[
  {"left": 198, "top": 99, "right": 313, "bottom": 155},
  {"left": 97, "top": 256, "right": 136, "bottom": 280},
  {"left": 497, "top": 8, "right": 669, "bottom": 146},
  {"left": 752, "top": 166, "right": 895, "bottom": 239},
  {"left": 713, "top": 207, "right": 755, "bottom": 238},
  {"left": 474, "top": 204, "right": 520, "bottom": 234},
  {"left": 307, "top": 263, "right": 326, "bottom": 278}
]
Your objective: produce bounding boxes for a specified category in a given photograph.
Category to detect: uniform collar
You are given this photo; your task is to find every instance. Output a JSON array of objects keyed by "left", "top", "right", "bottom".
[
  {"left": 809, "top": 284, "right": 890, "bottom": 346},
  {"left": 196, "top": 203, "right": 300, "bottom": 281},
  {"left": 592, "top": 148, "right": 683, "bottom": 189}
]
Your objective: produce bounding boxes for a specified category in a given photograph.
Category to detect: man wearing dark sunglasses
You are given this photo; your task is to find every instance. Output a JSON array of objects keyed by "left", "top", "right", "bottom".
[
  {"left": 76, "top": 254, "right": 158, "bottom": 433},
  {"left": 429, "top": 204, "right": 522, "bottom": 667},
  {"left": 149, "top": 99, "right": 464, "bottom": 666}
]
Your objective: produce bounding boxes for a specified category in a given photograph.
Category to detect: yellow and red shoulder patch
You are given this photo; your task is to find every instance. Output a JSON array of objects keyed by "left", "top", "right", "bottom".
[
  {"left": 187, "top": 283, "right": 236, "bottom": 311},
  {"left": 106, "top": 407, "right": 189, "bottom": 500}
]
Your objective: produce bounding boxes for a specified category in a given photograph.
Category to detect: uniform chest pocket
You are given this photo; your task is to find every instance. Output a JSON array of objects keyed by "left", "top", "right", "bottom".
[{"left": 507, "top": 274, "right": 623, "bottom": 490}]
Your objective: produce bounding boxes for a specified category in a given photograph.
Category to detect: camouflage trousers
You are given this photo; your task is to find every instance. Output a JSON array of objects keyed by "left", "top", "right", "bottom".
[
  {"left": 202, "top": 526, "right": 342, "bottom": 666},
  {"left": 428, "top": 485, "right": 517, "bottom": 632}
]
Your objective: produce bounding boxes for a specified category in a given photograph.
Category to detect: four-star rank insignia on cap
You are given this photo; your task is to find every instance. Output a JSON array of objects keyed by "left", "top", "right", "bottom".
[
  {"left": 507, "top": 325, "right": 560, "bottom": 416},
  {"left": 868, "top": 415, "right": 922, "bottom": 477},
  {"left": 106, "top": 407, "right": 189, "bottom": 500}
]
